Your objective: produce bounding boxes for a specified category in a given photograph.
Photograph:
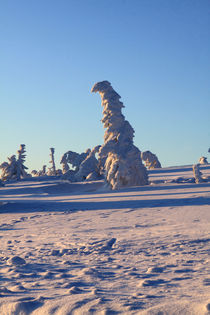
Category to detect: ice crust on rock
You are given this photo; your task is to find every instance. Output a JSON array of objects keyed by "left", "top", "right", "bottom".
[
  {"left": 141, "top": 151, "right": 162, "bottom": 169},
  {"left": 91, "top": 80, "right": 148, "bottom": 189}
]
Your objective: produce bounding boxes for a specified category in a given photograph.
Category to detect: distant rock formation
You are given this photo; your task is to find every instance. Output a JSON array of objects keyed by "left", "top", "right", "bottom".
[
  {"left": 91, "top": 80, "right": 148, "bottom": 189},
  {"left": 141, "top": 151, "right": 162, "bottom": 169},
  {"left": 199, "top": 156, "right": 208, "bottom": 164}
]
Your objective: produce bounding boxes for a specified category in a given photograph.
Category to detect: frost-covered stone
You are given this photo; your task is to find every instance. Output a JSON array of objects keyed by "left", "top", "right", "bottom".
[
  {"left": 91, "top": 80, "right": 148, "bottom": 189},
  {"left": 0, "top": 145, "right": 29, "bottom": 181},
  {"left": 199, "top": 156, "right": 208, "bottom": 164},
  {"left": 141, "top": 151, "right": 162, "bottom": 169},
  {"left": 193, "top": 164, "right": 203, "bottom": 184}
]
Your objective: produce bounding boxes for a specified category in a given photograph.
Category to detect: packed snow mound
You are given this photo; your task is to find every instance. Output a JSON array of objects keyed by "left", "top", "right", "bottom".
[
  {"left": 92, "top": 80, "right": 148, "bottom": 189},
  {"left": 141, "top": 150, "right": 162, "bottom": 169}
]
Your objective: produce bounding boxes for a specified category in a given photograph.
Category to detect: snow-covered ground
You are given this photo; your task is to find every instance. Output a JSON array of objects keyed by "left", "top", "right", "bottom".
[{"left": 0, "top": 165, "right": 210, "bottom": 314}]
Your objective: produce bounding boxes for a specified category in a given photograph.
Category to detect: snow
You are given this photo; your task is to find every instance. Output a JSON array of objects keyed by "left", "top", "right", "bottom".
[
  {"left": 0, "top": 164, "right": 210, "bottom": 314},
  {"left": 91, "top": 81, "right": 148, "bottom": 189}
]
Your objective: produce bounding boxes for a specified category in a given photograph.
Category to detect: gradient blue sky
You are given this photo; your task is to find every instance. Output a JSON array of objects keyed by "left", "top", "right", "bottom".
[{"left": 1, "top": 0, "right": 209, "bottom": 171}]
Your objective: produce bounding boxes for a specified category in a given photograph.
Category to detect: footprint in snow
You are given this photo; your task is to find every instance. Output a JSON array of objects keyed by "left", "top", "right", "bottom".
[
  {"left": 203, "top": 278, "right": 210, "bottom": 286},
  {"left": 138, "top": 279, "right": 168, "bottom": 287}
]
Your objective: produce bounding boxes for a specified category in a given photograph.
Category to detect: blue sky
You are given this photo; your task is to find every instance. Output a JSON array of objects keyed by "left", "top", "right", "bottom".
[{"left": 1, "top": 0, "right": 209, "bottom": 171}]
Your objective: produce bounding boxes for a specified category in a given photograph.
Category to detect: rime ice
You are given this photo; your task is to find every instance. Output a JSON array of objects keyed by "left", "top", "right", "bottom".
[
  {"left": 0, "top": 144, "right": 29, "bottom": 181},
  {"left": 91, "top": 80, "right": 148, "bottom": 189},
  {"left": 141, "top": 150, "right": 162, "bottom": 169}
]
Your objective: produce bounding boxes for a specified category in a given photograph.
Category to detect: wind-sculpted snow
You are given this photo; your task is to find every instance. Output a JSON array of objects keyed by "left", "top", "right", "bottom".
[
  {"left": 91, "top": 80, "right": 148, "bottom": 189},
  {"left": 0, "top": 165, "right": 210, "bottom": 314}
]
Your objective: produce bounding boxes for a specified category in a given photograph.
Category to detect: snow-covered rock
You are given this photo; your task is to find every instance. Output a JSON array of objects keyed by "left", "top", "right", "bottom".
[{"left": 91, "top": 80, "right": 148, "bottom": 189}]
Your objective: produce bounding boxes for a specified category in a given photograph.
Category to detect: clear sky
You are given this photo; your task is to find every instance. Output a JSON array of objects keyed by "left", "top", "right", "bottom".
[{"left": 1, "top": 0, "right": 209, "bottom": 172}]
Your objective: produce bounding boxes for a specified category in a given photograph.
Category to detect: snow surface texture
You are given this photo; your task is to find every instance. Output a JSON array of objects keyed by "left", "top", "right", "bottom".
[
  {"left": 91, "top": 81, "right": 148, "bottom": 189},
  {"left": 141, "top": 151, "right": 162, "bottom": 169},
  {"left": 0, "top": 165, "right": 210, "bottom": 314},
  {"left": 0, "top": 144, "right": 29, "bottom": 181}
]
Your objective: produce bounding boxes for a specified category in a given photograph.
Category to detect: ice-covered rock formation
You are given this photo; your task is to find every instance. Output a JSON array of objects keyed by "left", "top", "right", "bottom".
[
  {"left": 199, "top": 156, "right": 208, "bottom": 164},
  {"left": 0, "top": 145, "right": 29, "bottom": 181},
  {"left": 91, "top": 80, "right": 148, "bottom": 189},
  {"left": 141, "top": 151, "right": 162, "bottom": 169}
]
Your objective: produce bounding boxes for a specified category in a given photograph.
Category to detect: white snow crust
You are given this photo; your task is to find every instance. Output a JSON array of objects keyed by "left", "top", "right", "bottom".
[{"left": 0, "top": 164, "right": 210, "bottom": 314}]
